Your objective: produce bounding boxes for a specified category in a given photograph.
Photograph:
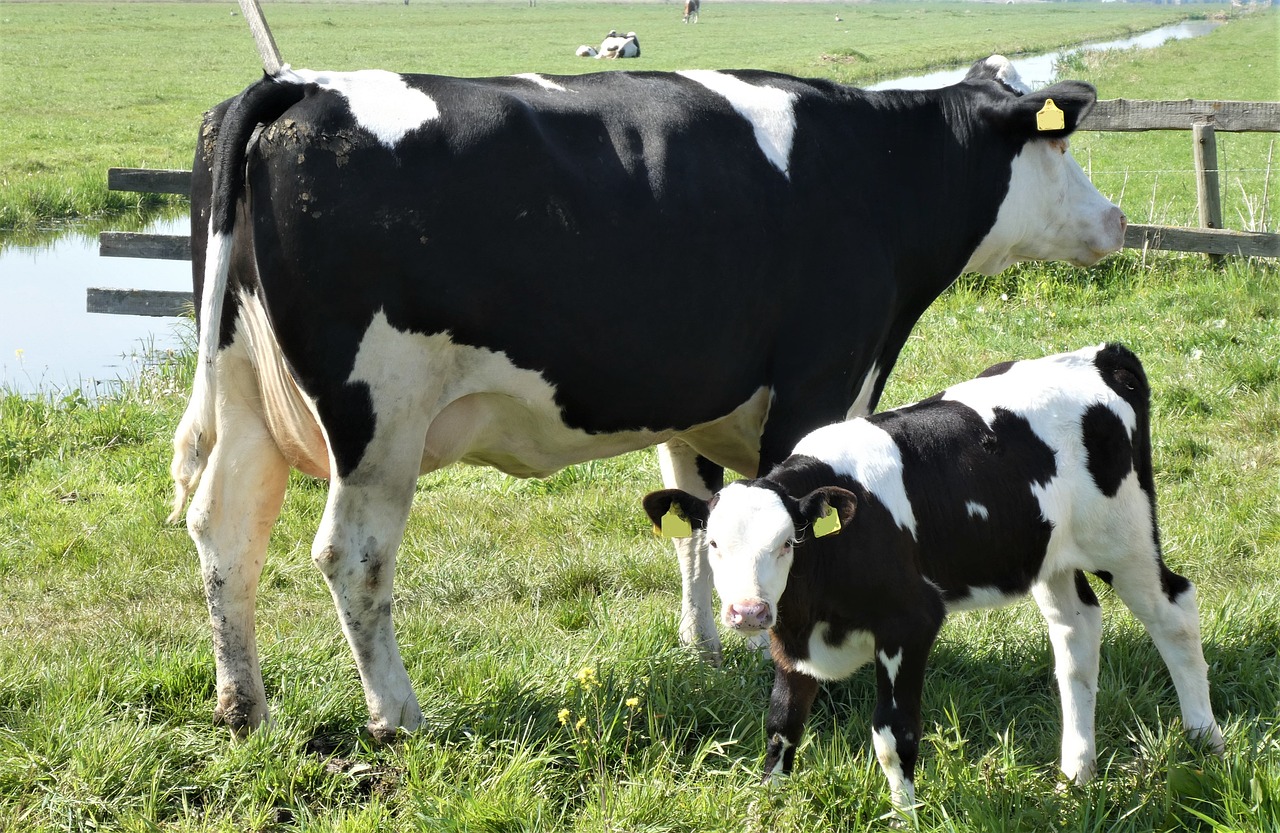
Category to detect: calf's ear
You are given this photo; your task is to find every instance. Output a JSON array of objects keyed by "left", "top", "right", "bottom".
[
  {"left": 993, "top": 80, "right": 1096, "bottom": 140},
  {"left": 798, "top": 487, "right": 858, "bottom": 539},
  {"left": 642, "top": 489, "right": 710, "bottom": 539}
]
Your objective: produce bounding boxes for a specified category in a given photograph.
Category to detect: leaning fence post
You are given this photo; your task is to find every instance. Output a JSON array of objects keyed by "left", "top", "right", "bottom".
[
  {"left": 238, "top": 0, "right": 283, "bottom": 76},
  {"left": 1193, "top": 119, "right": 1224, "bottom": 264}
]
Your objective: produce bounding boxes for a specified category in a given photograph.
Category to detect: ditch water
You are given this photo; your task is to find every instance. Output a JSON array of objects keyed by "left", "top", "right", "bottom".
[{"left": 0, "top": 19, "right": 1221, "bottom": 397}]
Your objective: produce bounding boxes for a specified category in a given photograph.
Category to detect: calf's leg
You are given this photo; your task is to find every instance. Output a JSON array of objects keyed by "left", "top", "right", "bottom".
[
  {"left": 871, "top": 630, "right": 934, "bottom": 815},
  {"left": 762, "top": 664, "right": 820, "bottom": 779},
  {"left": 1108, "top": 558, "right": 1225, "bottom": 754},
  {"left": 1032, "top": 570, "right": 1104, "bottom": 782}
]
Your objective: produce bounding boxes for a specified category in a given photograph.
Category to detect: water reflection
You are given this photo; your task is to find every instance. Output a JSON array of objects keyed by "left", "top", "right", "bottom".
[
  {"left": 0, "top": 215, "right": 191, "bottom": 397},
  {"left": 868, "top": 20, "right": 1221, "bottom": 91}
]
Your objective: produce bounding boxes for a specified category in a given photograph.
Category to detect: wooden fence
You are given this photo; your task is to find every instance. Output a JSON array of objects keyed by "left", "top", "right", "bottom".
[{"left": 89, "top": 97, "right": 1280, "bottom": 318}]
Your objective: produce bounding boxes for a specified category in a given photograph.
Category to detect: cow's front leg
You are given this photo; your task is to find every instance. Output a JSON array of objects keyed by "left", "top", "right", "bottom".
[
  {"left": 313, "top": 469, "right": 424, "bottom": 741},
  {"left": 871, "top": 630, "right": 935, "bottom": 818},
  {"left": 763, "top": 662, "right": 820, "bottom": 780},
  {"left": 657, "top": 439, "right": 723, "bottom": 660},
  {"left": 184, "top": 356, "right": 290, "bottom": 735}
]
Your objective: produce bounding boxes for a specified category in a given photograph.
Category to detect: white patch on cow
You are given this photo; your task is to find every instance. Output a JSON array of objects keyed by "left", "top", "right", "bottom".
[
  {"left": 981, "top": 55, "right": 1032, "bottom": 95},
  {"left": 872, "top": 725, "right": 917, "bottom": 813},
  {"left": 281, "top": 67, "right": 439, "bottom": 149},
  {"left": 845, "top": 363, "right": 881, "bottom": 419},
  {"left": 878, "top": 648, "right": 904, "bottom": 686},
  {"left": 793, "top": 420, "right": 918, "bottom": 537},
  {"left": 965, "top": 500, "right": 990, "bottom": 520},
  {"left": 515, "top": 73, "right": 569, "bottom": 92},
  {"left": 794, "top": 624, "right": 874, "bottom": 681},
  {"left": 946, "top": 584, "right": 1022, "bottom": 613},
  {"left": 704, "top": 482, "right": 796, "bottom": 633},
  {"left": 962, "top": 137, "right": 1125, "bottom": 275},
  {"left": 677, "top": 70, "right": 798, "bottom": 178}
]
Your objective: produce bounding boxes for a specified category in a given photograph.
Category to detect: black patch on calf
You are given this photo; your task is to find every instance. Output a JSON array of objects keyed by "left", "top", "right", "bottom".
[
  {"left": 1082, "top": 403, "right": 1132, "bottom": 498},
  {"left": 873, "top": 402, "right": 1056, "bottom": 599},
  {"left": 976, "top": 360, "right": 1016, "bottom": 379},
  {"left": 1074, "top": 571, "right": 1101, "bottom": 608},
  {"left": 1160, "top": 565, "right": 1193, "bottom": 604}
]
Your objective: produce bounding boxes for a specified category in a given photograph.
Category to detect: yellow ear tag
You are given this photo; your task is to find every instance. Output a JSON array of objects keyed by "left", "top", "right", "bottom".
[
  {"left": 1036, "top": 98, "right": 1065, "bottom": 132},
  {"left": 812, "top": 504, "right": 841, "bottom": 538},
  {"left": 658, "top": 504, "right": 693, "bottom": 539}
]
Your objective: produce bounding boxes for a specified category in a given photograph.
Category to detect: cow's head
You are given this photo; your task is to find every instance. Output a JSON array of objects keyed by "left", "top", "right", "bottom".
[
  {"left": 960, "top": 56, "right": 1127, "bottom": 275},
  {"left": 643, "top": 483, "right": 857, "bottom": 635}
]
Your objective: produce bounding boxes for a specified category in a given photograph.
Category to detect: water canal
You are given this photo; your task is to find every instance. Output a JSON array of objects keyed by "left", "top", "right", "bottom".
[{"left": 0, "top": 19, "right": 1221, "bottom": 397}]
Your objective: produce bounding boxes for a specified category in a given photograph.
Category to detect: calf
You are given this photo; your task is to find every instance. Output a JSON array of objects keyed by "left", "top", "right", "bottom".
[
  {"left": 644, "top": 344, "right": 1224, "bottom": 814},
  {"left": 598, "top": 30, "right": 640, "bottom": 59}
]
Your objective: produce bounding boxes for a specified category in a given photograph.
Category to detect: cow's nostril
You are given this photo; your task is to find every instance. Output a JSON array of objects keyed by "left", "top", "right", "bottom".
[{"left": 727, "top": 600, "right": 772, "bottom": 629}]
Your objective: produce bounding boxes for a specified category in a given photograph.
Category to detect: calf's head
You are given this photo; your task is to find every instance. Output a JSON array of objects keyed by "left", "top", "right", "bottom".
[{"left": 643, "top": 483, "right": 857, "bottom": 635}]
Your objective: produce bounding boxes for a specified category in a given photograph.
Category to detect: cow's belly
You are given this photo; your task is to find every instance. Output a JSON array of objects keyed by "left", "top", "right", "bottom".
[{"left": 245, "top": 302, "right": 769, "bottom": 481}]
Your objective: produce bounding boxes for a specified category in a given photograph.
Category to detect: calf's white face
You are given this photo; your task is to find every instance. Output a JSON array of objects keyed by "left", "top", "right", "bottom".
[
  {"left": 705, "top": 482, "right": 798, "bottom": 634},
  {"left": 964, "top": 138, "right": 1126, "bottom": 276}
]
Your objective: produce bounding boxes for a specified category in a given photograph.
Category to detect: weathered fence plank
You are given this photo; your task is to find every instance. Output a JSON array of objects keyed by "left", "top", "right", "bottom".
[
  {"left": 239, "top": 0, "right": 283, "bottom": 75},
  {"left": 86, "top": 289, "right": 192, "bottom": 318},
  {"left": 106, "top": 168, "right": 191, "bottom": 196},
  {"left": 1083, "top": 99, "right": 1280, "bottom": 132},
  {"left": 1125, "top": 223, "right": 1280, "bottom": 258},
  {"left": 99, "top": 232, "right": 191, "bottom": 261}
]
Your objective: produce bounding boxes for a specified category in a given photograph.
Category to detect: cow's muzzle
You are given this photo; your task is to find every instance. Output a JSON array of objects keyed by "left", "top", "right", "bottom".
[{"left": 724, "top": 599, "right": 773, "bottom": 632}]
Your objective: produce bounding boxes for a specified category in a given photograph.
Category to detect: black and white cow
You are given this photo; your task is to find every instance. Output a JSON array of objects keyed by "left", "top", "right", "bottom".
[
  {"left": 172, "top": 57, "right": 1126, "bottom": 738},
  {"left": 598, "top": 30, "right": 641, "bottom": 59},
  {"left": 643, "top": 344, "right": 1225, "bottom": 814}
]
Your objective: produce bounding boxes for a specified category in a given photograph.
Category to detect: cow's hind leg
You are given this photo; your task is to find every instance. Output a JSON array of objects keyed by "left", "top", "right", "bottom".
[
  {"left": 1032, "top": 570, "right": 1104, "bottom": 783},
  {"left": 657, "top": 439, "right": 723, "bottom": 660},
  {"left": 185, "top": 348, "right": 290, "bottom": 735}
]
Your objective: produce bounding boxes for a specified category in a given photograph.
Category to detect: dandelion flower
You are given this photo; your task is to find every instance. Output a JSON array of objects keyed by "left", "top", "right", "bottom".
[
  {"left": 575, "top": 716, "right": 587, "bottom": 731},
  {"left": 558, "top": 708, "right": 571, "bottom": 726},
  {"left": 575, "top": 666, "right": 599, "bottom": 690},
  {"left": 625, "top": 697, "right": 640, "bottom": 710}
]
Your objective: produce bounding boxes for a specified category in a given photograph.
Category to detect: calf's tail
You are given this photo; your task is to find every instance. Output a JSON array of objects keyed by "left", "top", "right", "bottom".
[{"left": 169, "top": 72, "right": 307, "bottom": 522}]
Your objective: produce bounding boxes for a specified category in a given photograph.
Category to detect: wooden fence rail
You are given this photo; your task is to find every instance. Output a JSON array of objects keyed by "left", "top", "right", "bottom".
[{"left": 90, "top": 97, "right": 1280, "bottom": 317}]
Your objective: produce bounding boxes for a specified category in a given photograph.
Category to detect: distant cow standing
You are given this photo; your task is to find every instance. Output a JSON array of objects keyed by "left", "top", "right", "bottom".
[
  {"left": 684, "top": 0, "right": 700, "bottom": 24},
  {"left": 174, "top": 57, "right": 1125, "bottom": 739},
  {"left": 644, "top": 344, "right": 1225, "bottom": 815}
]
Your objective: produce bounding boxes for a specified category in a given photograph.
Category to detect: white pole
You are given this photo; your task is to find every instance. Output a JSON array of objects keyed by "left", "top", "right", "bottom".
[{"left": 237, "top": 0, "right": 284, "bottom": 75}]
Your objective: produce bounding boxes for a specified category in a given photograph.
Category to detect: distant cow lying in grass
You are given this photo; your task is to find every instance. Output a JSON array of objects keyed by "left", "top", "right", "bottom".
[{"left": 644, "top": 344, "right": 1225, "bottom": 815}]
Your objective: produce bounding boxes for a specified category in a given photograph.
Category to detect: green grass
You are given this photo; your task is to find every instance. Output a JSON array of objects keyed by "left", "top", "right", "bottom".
[
  {"left": 2, "top": 3, "right": 1279, "bottom": 831},
  {"left": 0, "top": 0, "right": 1206, "bottom": 233}
]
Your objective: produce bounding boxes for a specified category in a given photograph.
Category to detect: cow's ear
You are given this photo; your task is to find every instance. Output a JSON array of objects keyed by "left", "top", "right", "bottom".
[
  {"left": 642, "top": 489, "right": 710, "bottom": 539},
  {"left": 798, "top": 487, "right": 857, "bottom": 539},
  {"left": 992, "top": 80, "right": 1096, "bottom": 140}
]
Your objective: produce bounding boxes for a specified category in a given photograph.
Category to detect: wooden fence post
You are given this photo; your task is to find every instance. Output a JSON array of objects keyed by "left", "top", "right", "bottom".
[
  {"left": 1193, "top": 119, "right": 1224, "bottom": 264},
  {"left": 238, "top": 0, "right": 283, "bottom": 75}
]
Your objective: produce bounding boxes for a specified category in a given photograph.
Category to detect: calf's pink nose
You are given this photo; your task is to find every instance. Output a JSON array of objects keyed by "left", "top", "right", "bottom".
[{"left": 726, "top": 600, "right": 772, "bottom": 630}]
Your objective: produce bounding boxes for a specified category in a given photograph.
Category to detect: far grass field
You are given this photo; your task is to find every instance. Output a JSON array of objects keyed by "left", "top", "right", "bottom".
[
  {"left": 1, "top": 3, "right": 1278, "bottom": 832},
  {"left": 0, "top": 0, "right": 1212, "bottom": 234}
]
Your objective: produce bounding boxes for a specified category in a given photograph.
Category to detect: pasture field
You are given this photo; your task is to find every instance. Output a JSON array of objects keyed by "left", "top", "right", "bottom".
[
  {"left": 2, "top": 4, "right": 1279, "bottom": 833},
  {"left": 0, "top": 0, "right": 1208, "bottom": 234}
]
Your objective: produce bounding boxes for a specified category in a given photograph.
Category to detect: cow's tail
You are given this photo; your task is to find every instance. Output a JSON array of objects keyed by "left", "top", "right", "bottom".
[{"left": 169, "top": 71, "right": 306, "bottom": 523}]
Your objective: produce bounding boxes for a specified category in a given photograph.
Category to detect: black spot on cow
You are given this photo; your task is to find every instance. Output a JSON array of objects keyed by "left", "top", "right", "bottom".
[{"left": 1082, "top": 403, "right": 1132, "bottom": 498}]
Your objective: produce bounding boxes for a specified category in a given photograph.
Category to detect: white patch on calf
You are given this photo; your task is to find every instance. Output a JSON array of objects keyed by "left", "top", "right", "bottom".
[
  {"left": 704, "top": 482, "right": 796, "bottom": 630},
  {"left": 872, "top": 725, "right": 916, "bottom": 812},
  {"left": 281, "top": 68, "right": 439, "bottom": 149},
  {"left": 878, "top": 648, "right": 904, "bottom": 686},
  {"left": 794, "top": 420, "right": 918, "bottom": 538},
  {"left": 962, "top": 138, "right": 1124, "bottom": 275},
  {"left": 794, "top": 624, "right": 874, "bottom": 681},
  {"left": 965, "top": 500, "right": 990, "bottom": 520},
  {"left": 677, "top": 70, "right": 798, "bottom": 178}
]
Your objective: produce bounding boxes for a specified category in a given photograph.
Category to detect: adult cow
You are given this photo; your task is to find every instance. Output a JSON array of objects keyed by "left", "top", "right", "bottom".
[{"left": 173, "top": 56, "right": 1125, "bottom": 739}]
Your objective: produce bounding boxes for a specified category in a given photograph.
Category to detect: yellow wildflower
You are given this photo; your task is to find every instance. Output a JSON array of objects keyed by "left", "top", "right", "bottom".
[
  {"left": 557, "top": 708, "right": 571, "bottom": 726},
  {"left": 575, "top": 666, "right": 599, "bottom": 690},
  {"left": 625, "top": 696, "right": 640, "bottom": 710}
]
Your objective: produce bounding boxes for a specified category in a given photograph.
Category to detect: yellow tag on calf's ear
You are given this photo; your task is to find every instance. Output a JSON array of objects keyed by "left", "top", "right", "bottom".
[
  {"left": 659, "top": 504, "right": 693, "bottom": 539},
  {"left": 1036, "top": 98, "right": 1065, "bottom": 132},
  {"left": 812, "top": 504, "right": 841, "bottom": 538}
]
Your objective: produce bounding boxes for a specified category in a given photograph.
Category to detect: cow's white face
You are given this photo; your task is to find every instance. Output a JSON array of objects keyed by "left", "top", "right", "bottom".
[
  {"left": 705, "top": 482, "right": 798, "bottom": 634},
  {"left": 964, "top": 138, "right": 1126, "bottom": 275}
]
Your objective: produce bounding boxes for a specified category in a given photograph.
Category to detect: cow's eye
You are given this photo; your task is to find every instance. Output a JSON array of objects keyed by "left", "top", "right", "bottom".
[{"left": 708, "top": 540, "right": 718, "bottom": 550}]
